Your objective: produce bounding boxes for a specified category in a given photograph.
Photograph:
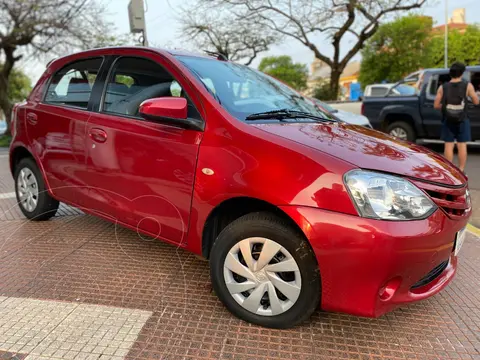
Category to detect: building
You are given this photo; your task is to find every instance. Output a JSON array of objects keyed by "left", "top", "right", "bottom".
[
  {"left": 306, "top": 58, "right": 361, "bottom": 100},
  {"left": 432, "top": 8, "right": 468, "bottom": 35}
]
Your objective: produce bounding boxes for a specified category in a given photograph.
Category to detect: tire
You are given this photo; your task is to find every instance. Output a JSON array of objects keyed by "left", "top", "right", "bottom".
[
  {"left": 209, "top": 212, "right": 321, "bottom": 328},
  {"left": 14, "top": 157, "right": 59, "bottom": 221},
  {"left": 386, "top": 121, "right": 416, "bottom": 142}
]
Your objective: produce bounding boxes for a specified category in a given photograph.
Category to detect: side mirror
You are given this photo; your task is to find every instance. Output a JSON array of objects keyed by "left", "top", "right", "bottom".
[
  {"left": 139, "top": 97, "right": 188, "bottom": 121},
  {"left": 358, "top": 95, "right": 364, "bottom": 102},
  {"left": 139, "top": 97, "right": 203, "bottom": 131}
]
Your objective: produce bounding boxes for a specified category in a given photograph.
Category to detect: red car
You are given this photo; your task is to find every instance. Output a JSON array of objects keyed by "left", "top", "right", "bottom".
[{"left": 10, "top": 47, "right": 470, "bottom": 328}]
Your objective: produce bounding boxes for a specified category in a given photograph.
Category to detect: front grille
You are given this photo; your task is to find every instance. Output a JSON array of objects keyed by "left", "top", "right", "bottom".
[
  {"left": 411, "top": 260, "right": 449, "bottom": 290},
  {"left": 410, "top": 180, "right": 470, "bottom": 220}
]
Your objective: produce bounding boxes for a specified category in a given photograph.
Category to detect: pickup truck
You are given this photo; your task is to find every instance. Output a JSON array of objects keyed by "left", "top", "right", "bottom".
[{"left": 362, "top": 66, "right": 480, "bottom": 142}]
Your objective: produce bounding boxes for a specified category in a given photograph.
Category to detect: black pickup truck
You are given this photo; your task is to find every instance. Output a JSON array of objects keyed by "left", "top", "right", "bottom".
[{"left": 362, "top": 66, "right": 480, "bottom": 142}]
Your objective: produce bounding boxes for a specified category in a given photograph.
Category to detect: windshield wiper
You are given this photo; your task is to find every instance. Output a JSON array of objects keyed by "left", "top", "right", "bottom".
[{"left": 245, "top": 109, "right": 336, "bottom": 122}]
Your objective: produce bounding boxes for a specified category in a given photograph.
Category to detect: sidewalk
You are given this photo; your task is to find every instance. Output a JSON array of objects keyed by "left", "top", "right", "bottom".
[{"left": 0, "top": 154, "right": 479, "bottom": 359}]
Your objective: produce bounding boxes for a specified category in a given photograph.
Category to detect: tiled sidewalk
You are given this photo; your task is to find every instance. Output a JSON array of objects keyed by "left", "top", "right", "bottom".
[{"left": 0, "top": 156, "right": 479, "bottom": 359}]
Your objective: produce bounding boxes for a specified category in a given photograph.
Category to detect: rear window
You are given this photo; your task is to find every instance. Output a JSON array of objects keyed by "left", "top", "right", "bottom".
[
  {"left": 369, "top": 87, "right": 388, "bottom": 97},
  {"left": 44, "top": 57, "right": 103, "bottom": 109}
]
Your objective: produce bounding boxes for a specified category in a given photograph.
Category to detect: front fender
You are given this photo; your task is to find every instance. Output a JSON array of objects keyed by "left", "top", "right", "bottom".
[{"left": 379, "top": 104, "right": 425, "bottom": 137}]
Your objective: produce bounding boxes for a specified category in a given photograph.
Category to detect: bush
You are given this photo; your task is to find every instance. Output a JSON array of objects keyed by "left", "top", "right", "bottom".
[
  {"left": 312, "top": 82, "right": 337, "bottom": 101},
  {"left": 0, "top": 135, "right": 12, "bottom": 147}
]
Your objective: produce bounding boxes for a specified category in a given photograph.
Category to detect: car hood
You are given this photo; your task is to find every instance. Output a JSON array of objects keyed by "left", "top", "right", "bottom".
[
  {"left": 252, "top": 122, "right": 466, "bottom": 186},
  {"left": 334, "top": 110, "right": 370, "bottom": 126}
]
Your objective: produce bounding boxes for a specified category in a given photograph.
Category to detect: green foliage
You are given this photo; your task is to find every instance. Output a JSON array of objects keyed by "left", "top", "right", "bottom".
[
  {"left": 115, "top": 75, "right": 135, "bottom": 87},
  {"left": 258, "top": 56, "right": 308, "bottom": 91},
  {"left": 312, "top": 82, "right": 337, "bottom": 101},
  {"left": 0, "top": 135, "right": 12, "bottom": 147},
  {"left": 359, "top": 15, "right": 433, "bottom": 87},
  {"left": 428, "top": 26, "right": 480, "bottom": 67},
  {"left": 7, "top": 68, "right": 31, "bottom": 103}
]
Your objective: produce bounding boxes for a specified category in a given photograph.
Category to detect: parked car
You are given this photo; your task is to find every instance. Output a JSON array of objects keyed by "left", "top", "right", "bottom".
[
  {"left": 10, "top": 47, "right": 470, "bottom": 328},
  {"left": 362, "top": 67, "right": 480, "bottom": 142},
  {"left": 364, "top": 83, "right": 418, "bottom": 98},
  {"left": 310, "top": 97, "right": 372, "bottom": 127}
]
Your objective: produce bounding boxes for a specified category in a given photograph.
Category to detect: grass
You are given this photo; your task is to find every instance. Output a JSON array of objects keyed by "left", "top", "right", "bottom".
[{"left": 0, "top": 134, "right": 12, "bottom": 148}]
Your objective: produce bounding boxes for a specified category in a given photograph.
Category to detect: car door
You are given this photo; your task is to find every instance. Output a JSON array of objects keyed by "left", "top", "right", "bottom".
[
  {"left": 83, "top": 54, "right": 204, "bottom": 244},
  {"left": 420, "top": 72, "right": 450, "bottom": 138},
  {"left": 25, "top": 57, "right": 105, "bottom": 207}
]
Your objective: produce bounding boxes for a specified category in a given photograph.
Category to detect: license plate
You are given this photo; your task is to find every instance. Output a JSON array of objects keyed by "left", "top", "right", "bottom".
[{"left": 454, "top": 227, "right": 467, "bottom": 256}]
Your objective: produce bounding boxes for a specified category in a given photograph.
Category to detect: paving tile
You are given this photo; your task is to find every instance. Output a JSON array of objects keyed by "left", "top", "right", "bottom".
[{"left": 1, "top": 155, "right": 480, "bottom": 359}]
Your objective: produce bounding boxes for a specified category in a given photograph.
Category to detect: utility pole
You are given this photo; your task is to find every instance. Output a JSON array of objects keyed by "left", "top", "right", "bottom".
[
  {"left": 128, "top": 0, "right": 148, "bottom": 46},
  {"left": 444, "top": 0, "right": 448, "bottom": 68}
]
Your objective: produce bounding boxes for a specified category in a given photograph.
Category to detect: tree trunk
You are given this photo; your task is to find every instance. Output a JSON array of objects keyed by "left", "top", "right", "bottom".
[
  {"left": 329, "top": 70, "right": 341, "bottom": 101},
  {"left": 0, "top": 46, "right": 17, "bottom": 136},
  {"left": 0, "top": 74, "right": 12, "bottom": 136}
]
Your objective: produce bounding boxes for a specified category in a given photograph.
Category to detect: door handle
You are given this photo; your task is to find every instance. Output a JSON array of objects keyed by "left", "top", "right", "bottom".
[
  {"left": 89, "top": 128, "right": 107, "bottom": 143},
  {"left": 26, "top": 112, "right": 38, "bottom": 125}
]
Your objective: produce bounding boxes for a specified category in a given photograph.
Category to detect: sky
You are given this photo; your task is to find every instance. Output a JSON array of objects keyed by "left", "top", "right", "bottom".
[{"left": 20, "top": 0, "right": 480, "bottom": 83}]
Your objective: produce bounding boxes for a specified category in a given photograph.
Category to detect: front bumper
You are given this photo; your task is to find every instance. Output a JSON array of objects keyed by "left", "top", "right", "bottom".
[{"left": 280, "top": 206, "right": 468, "bottom": 317}]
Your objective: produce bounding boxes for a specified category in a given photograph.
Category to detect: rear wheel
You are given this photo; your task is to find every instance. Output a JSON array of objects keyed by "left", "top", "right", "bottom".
[
  {"left": 209, "top": 212, "right": 320, "bottom": 328},
  {"left": 386, "top": 121, "right": 416, "bottom": 142},
  {"left": 14, "top": 158, "right": 59, "bottom": 221}
]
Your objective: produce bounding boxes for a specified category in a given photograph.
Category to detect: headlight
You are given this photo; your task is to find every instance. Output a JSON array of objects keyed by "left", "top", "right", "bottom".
[{"left": 344, "top": 170, "right": 437, "bottom": 220}]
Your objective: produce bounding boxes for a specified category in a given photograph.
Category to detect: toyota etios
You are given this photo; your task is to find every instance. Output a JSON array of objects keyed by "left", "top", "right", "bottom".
[{"left": 10, "top": 47, "right": 470, "bottom": 328}]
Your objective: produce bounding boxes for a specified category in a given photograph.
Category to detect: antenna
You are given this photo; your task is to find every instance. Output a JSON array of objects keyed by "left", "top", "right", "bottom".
[{"left": 204, "top": 50, "right": 228, "bottom": 61}]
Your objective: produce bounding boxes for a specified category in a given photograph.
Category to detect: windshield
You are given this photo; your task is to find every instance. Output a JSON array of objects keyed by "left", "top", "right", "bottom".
[
  {"left": 177, "top": 56, "right": 331, "bottom": 122},
  {"left": 394, "top": 84, "right": 418, "bottom": 96},
  {"left": 312, "top": 98, "right": 336, "bottom": 113}
]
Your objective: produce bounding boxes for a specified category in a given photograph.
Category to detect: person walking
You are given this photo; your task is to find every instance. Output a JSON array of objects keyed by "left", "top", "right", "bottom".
[{"left": 434, "top": 62, "right": 479, "bottom": 173}]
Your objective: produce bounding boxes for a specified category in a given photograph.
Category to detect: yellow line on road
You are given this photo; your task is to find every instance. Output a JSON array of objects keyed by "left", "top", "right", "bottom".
[{"left": 467, "top": 223, "right": 480, "bottom": 237}]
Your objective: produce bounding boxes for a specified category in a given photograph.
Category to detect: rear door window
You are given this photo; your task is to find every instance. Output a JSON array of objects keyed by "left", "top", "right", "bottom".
[
  {"left": 426, "top": 73, "right": 451, "bottom": 99},
  {"left": 44, "top": 57, "right": 103, "bottom": 109},
  {"left": 470, "top": 71, "right": 480, "bottom": 95}
]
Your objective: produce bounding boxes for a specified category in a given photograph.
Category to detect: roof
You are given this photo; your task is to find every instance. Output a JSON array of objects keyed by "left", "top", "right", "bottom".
[
  {"left": 424, "top": 66, "right": 480, "bottom": 74},
  {"left": 164, "top": 48, "right": 215, "bottom": 59},
  {"left": 432, "top": 23, "right": 468, "bottom": 33},
  {"left": 47, "top": 46, "right": 217, "bottom": 68}
]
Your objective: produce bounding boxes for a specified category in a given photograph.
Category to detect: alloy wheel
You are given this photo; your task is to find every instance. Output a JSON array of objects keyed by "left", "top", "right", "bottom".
[
  {"left": 223, "top": 237, "right": 302, "bottom": 316},
  {"left": 17, "top": 168, "right": 39, "bottom": 212},
  {"left": 389, "top": 127, "right": 408, "bottom": 140}
]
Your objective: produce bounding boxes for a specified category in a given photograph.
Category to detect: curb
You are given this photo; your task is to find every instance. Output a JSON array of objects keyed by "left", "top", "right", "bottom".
[{"left": 467, "top": 223, "right": 480, "bottom": 237}]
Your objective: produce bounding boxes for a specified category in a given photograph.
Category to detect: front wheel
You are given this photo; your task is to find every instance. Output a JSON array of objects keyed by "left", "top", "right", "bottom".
[
  {"left": 209, "top": 212, "right": 321, "bottom": 328},
  {"left": 386, "top": 121, "right": 416, "bottom": 142},
  {"left": 14, "top": 158, "right": 59, "bottom": 220}
]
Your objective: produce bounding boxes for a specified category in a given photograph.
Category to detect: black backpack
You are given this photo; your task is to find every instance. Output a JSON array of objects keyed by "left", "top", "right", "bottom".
[{"left": 442, "top": 81, "right": 468, "bottom": 123}]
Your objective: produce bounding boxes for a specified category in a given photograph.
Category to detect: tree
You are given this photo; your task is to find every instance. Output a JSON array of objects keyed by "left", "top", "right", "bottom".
[
  {"left": 429, "top": 26, "right": 480, "bottom": 67},
  {"left": 180, "top": 4, "right": 276, "bottom": 65},
  {"left": 258, "top": 56, "right": 308, "bottom": 91},
  {"left": 312, "top": 82, "right": 337, "bottom": 101},
  {"left": 7, "top": 67, "right": 31, "bottom": 104},
  {"left": 205, "top": 0, "right": 427, "bottom": 99},
  {"left": 359, "top": 15, "right": 433, "bottom": 86},
  {"left": 0, "top": 0, "right": 123, "bottom": 132}
]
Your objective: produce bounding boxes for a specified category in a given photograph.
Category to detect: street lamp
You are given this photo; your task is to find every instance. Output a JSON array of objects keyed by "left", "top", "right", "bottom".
[
  {"left": 128, "top": 0, "right": 148, "bottom": 46},
  {"left": 444, "top": 0, "right": 448, "bottom": 68}
]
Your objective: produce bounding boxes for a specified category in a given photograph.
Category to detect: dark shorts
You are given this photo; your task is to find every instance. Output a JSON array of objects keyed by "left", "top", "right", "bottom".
[{"left": 441, "top": 118, "right": 471, "bottom": 143}]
